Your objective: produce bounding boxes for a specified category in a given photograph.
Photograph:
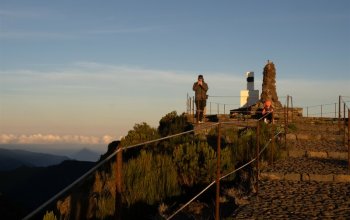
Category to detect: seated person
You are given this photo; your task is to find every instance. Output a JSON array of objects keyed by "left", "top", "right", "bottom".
[{"left": 262, "top": 100, "right": 273, "bottom": 123}]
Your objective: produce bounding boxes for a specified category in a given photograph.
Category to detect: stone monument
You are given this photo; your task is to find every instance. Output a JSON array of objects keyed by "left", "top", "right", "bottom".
[{"left": 260, "top": 60, "right": 282, "bottom": 108}]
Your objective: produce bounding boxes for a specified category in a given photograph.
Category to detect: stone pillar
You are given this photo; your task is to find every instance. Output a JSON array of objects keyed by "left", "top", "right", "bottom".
[{"left": 261, "top": 61, "right": 282, "bottom": 108}]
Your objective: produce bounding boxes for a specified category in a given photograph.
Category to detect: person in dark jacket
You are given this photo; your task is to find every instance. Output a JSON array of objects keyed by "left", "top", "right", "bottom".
[{"left": 193, "top": 74, "right": 209, "bottom": 123}]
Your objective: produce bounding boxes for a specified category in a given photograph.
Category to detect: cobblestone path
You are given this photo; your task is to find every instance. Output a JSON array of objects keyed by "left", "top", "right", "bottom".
[
  {"left": 232, "top": 118, "right": 350, "bottom": 219},
  {"left": 233, "top": 181, "right": 350, "bottom": 219}
]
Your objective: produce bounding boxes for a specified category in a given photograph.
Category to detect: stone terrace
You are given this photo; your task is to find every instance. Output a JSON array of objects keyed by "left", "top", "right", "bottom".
[{"left": 233, "top": 117, "right": 350, "bottom": 219}]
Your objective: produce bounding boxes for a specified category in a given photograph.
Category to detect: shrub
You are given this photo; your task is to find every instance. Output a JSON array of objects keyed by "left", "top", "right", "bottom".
[
  {"left": 120, "top": 122, "right": 160, "bottom": 159},
  {"left": 43, "top": 211, "right": 57, "bottom": 220},
  {"left": 173, "top": 142, "right": 217, "bottom": 186},
  {"left": 158, "top": 111, "right": 193, "bottom": 137},
  {"left": 123, "top": 150, "right": 179, "bottom": 206}
]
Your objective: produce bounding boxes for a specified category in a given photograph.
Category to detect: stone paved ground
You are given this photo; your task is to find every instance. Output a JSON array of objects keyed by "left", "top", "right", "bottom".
[
  {"left": 233, "top": 180, "right": 350, "bottom": 219},
  {"left": 290, "top": 140, "right": 346, "bottom": 152},
  {"left": 263, "top": 157, "right": 348, "bottom": 175},
  {"left": 232, "top": 117, "right": 350, "bottom": 219}
]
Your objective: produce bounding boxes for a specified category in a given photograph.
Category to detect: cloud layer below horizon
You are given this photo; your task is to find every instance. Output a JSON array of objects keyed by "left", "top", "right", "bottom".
[{"left": 0, "top": 133, "right": 115, "bottom": 145}]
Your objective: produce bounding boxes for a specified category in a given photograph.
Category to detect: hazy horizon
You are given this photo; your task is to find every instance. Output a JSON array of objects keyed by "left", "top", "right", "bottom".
[{"left": 1, "top": 0, "right": 349, "bottom": 147}]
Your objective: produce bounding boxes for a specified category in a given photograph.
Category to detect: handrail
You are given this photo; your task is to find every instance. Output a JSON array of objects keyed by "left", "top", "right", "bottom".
[
  {"left": 23, "top": 123, "right": 220, "bottom": 220},
  {"left": 167, "top": 128, "right": 283, "bottom": 220},
  {"left": 187, "top": 94, "right": 292, "bottom": 115}
]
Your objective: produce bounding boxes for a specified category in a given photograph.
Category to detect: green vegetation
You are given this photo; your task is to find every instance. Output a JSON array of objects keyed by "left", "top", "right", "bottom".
[
  {"left": 41, "top": 111, "right": 283, "bottom": 219},
  {"left": 43, "top": 211, "right": 57, "bottom": 220},
  {"left": 123, "top": 150, "right": 179, "bottom": 206}
]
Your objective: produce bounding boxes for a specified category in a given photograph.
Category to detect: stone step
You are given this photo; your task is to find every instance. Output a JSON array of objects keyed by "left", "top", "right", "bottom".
[
  {"left": 288, "top": 150, "right": 348, "bottom": 160},
  {"left": 260, "top": 172, "right": 350, "bottom": 182},
  {"left": 287, "top": 133, "right": 343, "bottom": 141},
  {"left": 262, "top": 157, "right": 348, "bottom": 175},
  {"left": 287, "top": 139, "right": 347, "bottom": 152}
]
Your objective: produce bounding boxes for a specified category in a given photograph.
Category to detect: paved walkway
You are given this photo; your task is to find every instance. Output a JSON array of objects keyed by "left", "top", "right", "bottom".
[
  {"left": 233, "top": 180, "right": 350, "bottom": 219},
  {"left": 232, "top": 118, "right": 350, "bottom": 219}
]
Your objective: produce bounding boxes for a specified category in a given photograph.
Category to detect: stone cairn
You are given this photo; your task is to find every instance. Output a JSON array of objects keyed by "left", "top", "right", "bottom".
[
  {"left": 260, "top": 60, "right": 282, "bottom": 108},
  {"left": 231, "top": 60, "right": 287, "bottom": 118}
]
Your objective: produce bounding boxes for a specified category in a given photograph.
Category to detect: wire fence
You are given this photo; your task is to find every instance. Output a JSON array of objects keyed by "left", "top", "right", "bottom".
[
  {"left": 23, "top": 95, "right": 349, "bottom": 220},
  {"left": 23, "top": 112, "right": 283, "bottom": 220},
  {"left": 186, "top": 94, "right": 291, "bottom": 116},
  {"left": 167, "top": 127, "right": 282, "bottom": 220}
]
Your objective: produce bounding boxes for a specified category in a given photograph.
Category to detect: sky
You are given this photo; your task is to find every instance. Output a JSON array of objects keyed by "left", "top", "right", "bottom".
[{"left": 0, "top": 0, "right": 349, "bottom": 151}]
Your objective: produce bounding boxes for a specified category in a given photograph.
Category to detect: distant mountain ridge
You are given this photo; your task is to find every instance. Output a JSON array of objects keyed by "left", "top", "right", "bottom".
[
  {"left": 0, "top": 148, "right": 70, "bottom": 171},
  {"left": 70, "top": 147, "right": 100, "bottom": 162},
  {"left": 0, "top": 160, "right": 96, "bottom": 218}
]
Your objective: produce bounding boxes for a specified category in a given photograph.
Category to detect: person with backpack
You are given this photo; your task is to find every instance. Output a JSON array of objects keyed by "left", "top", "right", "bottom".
[{"left": 193, "top": 74, "right": 209, "bottom": 123}]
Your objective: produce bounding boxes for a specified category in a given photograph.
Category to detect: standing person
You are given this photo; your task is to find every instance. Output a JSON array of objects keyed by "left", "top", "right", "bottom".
[{"left": 193, "top": 75, "right": 209, "bottom": 123}]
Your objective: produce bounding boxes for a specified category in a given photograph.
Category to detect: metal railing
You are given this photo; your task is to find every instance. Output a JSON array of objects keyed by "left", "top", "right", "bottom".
[
  {"left": 24, "top": 113, "right": 283, "bottom": 220},
  {"left": 24, "top": 95, "right": 349, "bottom": 219},
  {"left": 338, "top": 96, "right": 350, "bottom": 171}
]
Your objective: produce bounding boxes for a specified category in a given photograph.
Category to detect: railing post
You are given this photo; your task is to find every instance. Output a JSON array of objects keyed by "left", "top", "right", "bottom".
[
  {"left": 284, "top": 105, "right": 288, "bottom": 150},
  {"left": 348, "top": 109, "right": 350, "bottom": 173},
  {"left": 344, "top": 103, "right": 347, "bottom": 146},
  {"left": 291, "top": 96, "right": 294, "bottom": 122},
  {"left": 217, "top": 103, "right": 219, "bottom": 115},
  {"left": 215, "top": 123, "right": 221, "bottom": 220},
  {"left": 256, "top": 120, "right": 260, "bottom": 195},
  {"left": 224, "top": 104, "right": 226, "bottom": 115},
  {"left": 271, "top": 112, "right": 275, "bottom": 165},
  {"left": 339, "top": 95, "right": 341, "bottom": 130},
  {"left": 321, "top": 105, "right": 323, "bottom": 118},
  {"left": 115, "top": 146, "right": 123, "bottom": 220},
  {"left": 210, "top": 102, "right": 212, "bottom": 115},
  {"left": 307, "top": 106, "right": 309, "bottom": 117},
  {"left": 335, "top": 103, "right": 337, "bottom": 119},
  {"left": 286, "top": 95, "right": 290, "bottom": 124}
]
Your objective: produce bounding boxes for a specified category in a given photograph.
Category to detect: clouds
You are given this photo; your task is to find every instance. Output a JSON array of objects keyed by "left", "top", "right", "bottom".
[
  {"left": 1, "top": 61, "right": 349, "bottom": 145},
  {"left": 0, "top": 133, "right": 115, "bottom": 145},
  {"left": 0, "top": 62, "right": 242, "bottom": 97}
]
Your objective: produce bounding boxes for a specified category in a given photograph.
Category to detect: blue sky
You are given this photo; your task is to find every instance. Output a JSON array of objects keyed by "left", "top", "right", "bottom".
[{"left": 1, "top": 0, "right": 349, "bottom": 148}]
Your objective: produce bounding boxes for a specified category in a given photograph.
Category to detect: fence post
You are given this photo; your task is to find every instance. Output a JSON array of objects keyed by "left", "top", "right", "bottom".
[
  {"left": 271, "top": 112, "right": 275, "bottom": 165},
  {"left": 286, "top": 95, "right": 290, "bottom": 124},
  {"left": 335, "top": 103, "right": 337, "bottom": 119},
  {"left": 217, "top": 103, "right": 219, "bottom": 115},
  {"left": 256, "top": 120, "right": 260, "bottom": 195},
  {"left": 291, "top": 96, "right": 294, "bottom": 122},
  {"left": 284, "top": 105, "right": 288, "bottom": 150},
  {"left": 115, "top": 146, "right": 123, "bottom": 220},
  {"left": 348, "top": 109, "right": 350, "bottom": 173},
  {"left": 215, "top": 123, "right": 221, "bottom": 220},
  {"left": 339, "top": 95, "right": 341, "bottom": 130},
  {"left": 307, "top": 106, "right": 309, "bottom": 117},
  {"left": 321, "top": 105, "right": 323, "bottom": 118},
  {"left": 344, "top": 103, "right": 347, "bottom": 146}
]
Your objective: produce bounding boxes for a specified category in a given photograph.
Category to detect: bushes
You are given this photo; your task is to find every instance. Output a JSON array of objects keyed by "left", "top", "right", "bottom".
[
  {"left": 158, "top": 111, "right": 193, "bottom": 137},
  {"left": 123, "top": 150, "right": 179, "bottom": 206},
  {"left": 40, "top": 111, "right": 283, "bottom": 219},
  {"left": 173, "top": 142, "right": 216, "bottom": 186}
]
